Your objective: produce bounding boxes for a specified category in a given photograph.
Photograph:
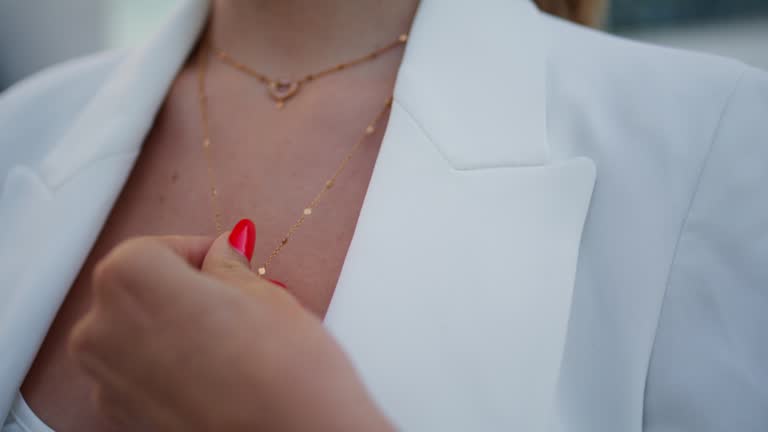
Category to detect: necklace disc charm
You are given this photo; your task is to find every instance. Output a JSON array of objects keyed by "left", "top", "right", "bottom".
[{"left": 268, "top": 79, "right": 300, "bottom": 108}]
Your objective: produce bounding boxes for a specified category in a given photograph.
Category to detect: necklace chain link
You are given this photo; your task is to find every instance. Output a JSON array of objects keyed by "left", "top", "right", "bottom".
[
  {"left": 196, "top": 34, "right": 405, "bottom": 277},
  {"left": 213, "top": 34, "right": 407, "bottom": 109}
]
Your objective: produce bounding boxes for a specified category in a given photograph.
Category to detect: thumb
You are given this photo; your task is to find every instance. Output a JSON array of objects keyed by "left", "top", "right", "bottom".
[
  {"left": 202, "top": 218, "right": 290, "bottom": 292},
  {"left": 201, "top": 218, "right": 260, "bottom": 288}
]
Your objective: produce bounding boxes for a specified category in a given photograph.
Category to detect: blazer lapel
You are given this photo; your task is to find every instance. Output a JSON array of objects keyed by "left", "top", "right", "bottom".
[
  {"left": 39, "top": 0, "right": 209, "bottom": 187},
  {"left": 0, "top": 0, "right": 208, "bottom": 422},
  {"left": 324, "top": 1, "right": 597, "bottom": 431}
]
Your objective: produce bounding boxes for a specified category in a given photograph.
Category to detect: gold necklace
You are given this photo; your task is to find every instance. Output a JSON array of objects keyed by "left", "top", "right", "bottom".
[
  {"left": 213, "top": 34, "right": 408, "bottom": 109},
  {"left": 195, "top": 36, "right": 405, "bottom": 277}
]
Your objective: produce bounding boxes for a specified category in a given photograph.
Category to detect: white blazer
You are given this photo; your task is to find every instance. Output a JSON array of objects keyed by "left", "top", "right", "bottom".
[{"left": 1, "top": 0, "right": 766, "bottom": 430}]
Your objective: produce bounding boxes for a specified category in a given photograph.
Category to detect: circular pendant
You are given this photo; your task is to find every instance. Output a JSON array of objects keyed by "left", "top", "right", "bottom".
[{"left": 268, "top": 79, "right": 300, "bottom": 108}]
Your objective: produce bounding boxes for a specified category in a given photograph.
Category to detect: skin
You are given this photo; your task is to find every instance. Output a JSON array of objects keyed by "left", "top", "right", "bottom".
[
  {"left": 68, "top": 233, "right": 393, "bottom": 431},
  {"left": 21, "top": 0, "right": 418, "bottom": 430},
  {"left": 535, "top": 0, "right": 605, "bottom": 27}
]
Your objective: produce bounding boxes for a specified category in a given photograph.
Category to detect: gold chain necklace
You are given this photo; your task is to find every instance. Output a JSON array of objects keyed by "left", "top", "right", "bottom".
[
  {"left": 195, "top": 35, "right": 406, "bottom": 277},
  {"left": 213, "top": 34, "right": 408, "bottom": 109}
]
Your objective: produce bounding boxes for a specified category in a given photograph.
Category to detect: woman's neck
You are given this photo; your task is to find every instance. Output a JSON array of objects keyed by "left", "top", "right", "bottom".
[{"left": 209, "top": 0, "right": 419, "bottom": 74}]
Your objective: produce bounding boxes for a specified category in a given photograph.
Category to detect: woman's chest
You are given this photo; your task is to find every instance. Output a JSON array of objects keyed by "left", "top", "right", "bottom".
[{"left": 20, "top": 91, "right": 386, "bottom": 431}]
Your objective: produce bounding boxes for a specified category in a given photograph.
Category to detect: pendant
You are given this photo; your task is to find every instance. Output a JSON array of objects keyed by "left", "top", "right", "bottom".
[{"left": 268, "top": 79, "right": 300, "bottom": 109}]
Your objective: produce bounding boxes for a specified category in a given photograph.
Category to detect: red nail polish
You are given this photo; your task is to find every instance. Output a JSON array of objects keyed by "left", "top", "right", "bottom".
[
  {"left": 228, "top": 219, "right": 255, "bottom": 261},
  {"left": 268, "top": 279, "right": 287, "bottom": 289}
]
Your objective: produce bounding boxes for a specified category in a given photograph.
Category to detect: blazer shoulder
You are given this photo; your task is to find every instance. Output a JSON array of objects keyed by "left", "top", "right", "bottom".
[
  {"left": 0, "top": 50, "right": 125, "bottom": 174},
  {"left": 541, "top": 13, "right": 754, "bottom": 107},
  {"left": 542, "top": 13, "right": 763, "bottom": 166}
]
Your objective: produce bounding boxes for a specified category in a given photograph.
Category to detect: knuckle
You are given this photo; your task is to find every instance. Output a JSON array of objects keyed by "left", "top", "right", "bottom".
[
  {"left": 92, "top": 386, "right": 115, "bottom": 418},
  {"left": 68, "top": 328, "right": 87, "bottom": 357},
  {"left": 218, "top": 257, "right": 245, "bottom": 274},
  {"left": 157, "top": 234, "right": 185, "bottom": 244},
  {"left": 92, "top": 237, "right": 156, "bottom": 293},
  {"left": 91, "top": 385, "right": 106, "bottom": 409},
  {"left": 91, "top": 257, "right": 115, "bottom": 293},
  {"left": 208, "top": 258, "right": 255, "bottom": 286},
  {"left": 68, "top": 314, "right": 98, "bottom": 357}
]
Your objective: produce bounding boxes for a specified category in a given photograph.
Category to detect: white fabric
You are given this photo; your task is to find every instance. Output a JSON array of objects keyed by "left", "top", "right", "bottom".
[
  {"left": 0, "top": 0, "right": 766, "bottom": 431},
  {"left": 1, "top": 394, "right": 53, "bottom": 432}
]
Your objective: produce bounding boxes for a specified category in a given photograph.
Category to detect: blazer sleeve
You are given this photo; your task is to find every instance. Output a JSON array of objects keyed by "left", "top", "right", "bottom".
[{"left": 644, "top": 66, "right": 768, "bottom": 431}]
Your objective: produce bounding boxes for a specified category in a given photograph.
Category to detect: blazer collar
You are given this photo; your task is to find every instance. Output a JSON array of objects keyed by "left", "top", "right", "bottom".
[{"left": 396, "top": 0, "right": 550, "bottom": 169}]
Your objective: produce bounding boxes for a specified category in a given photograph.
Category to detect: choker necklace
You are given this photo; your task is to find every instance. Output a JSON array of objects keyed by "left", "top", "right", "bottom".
[
  {"left": 213, "top": 34, "right": 408, "bottom": 109},
  {"left": 196, "top": 34, "right": 407, "bottom": 277}
]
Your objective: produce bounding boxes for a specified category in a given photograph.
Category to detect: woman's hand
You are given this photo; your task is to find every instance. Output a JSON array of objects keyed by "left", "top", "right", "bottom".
[{"left": 68, "top": 219, "right": 392, "bottom": 432}]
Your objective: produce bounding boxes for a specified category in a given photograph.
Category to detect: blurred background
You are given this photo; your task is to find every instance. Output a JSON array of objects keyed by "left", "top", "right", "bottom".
[{"left": 1, "top": 0, "right": 767, "bottom": 90}]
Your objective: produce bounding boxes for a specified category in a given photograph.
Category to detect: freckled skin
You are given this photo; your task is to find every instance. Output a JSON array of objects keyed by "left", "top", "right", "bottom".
[{"left": 21, "top": 53, "right": 398, "bottom": 431}]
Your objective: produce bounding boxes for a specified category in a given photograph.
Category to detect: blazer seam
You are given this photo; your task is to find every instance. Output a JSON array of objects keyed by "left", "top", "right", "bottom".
[
  {"left": 391, "top": 98, "right": 455, "bottom": 168},
  {"left": 48, "top": 150, "right": 140, "bottom": 192},
  {"left": 392, "top": 99, "right": 555, "bottom": 172},
  {"left": 640, "top": 66, "right": 748, "bottom": 429}
]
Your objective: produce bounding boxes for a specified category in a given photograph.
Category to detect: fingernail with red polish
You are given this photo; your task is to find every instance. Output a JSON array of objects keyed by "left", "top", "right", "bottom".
[
  {"left": 268, "top": 279, "right": 287, "bottom": 289},
  {"left": 229, "top": 219, "right": 256, "bottom": 261}
]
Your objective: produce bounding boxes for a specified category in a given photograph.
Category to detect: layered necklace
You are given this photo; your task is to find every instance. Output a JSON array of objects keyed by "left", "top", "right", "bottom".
[{"left": 195, "top": 33, "right": 408, "bottom": 277}]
